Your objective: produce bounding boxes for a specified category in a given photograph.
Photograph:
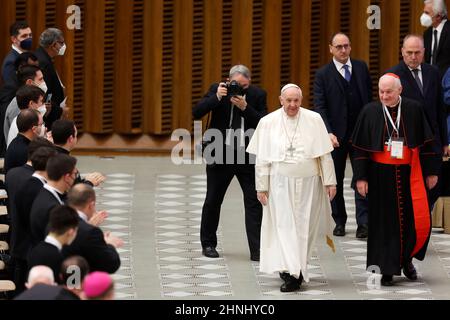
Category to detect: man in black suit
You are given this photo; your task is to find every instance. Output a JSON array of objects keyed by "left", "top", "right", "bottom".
[
  {"left": 313, "top": 32, "right": 372, "bottom": 238},
  {"left": 1, "top": 21, "right": 33, "bottom": 85},
  {"left": 10, "top": 142, "right": 55, "bottom": 295},
  {"left": 422, "top": 0, "right": 450, "bottom": 78},
  {"left": 51, "top": 119, "right": 105, "bottom": 186},
  {"left": 64, "top": 183, "right": 122, "bottom": 273},
  {"left": 192, "top": 64, "right": 267, "bottom": 260},
  {"left": 386, "top": 34, "right": 447, "bottom": 209},
  {"left": 4, "top": 108, "right": 44, "bottom": 173},
  {"left": 34, "top": 28, "right": 67, "bottom": 129},
  {"left": 28, "top": 205, "right": 79, "bottom": 282},
  {"left": 30, "top": 153, "right": 77, "bottom": 244}
]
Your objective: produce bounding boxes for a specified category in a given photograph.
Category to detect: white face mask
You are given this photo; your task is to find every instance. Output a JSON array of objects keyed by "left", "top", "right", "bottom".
[
  {"left": 38, "top": 105, "right": 47, "bottom": 116},
  {"left": 58, "top": 43, "right": 67, "bottom": 56},
  {"left": 36, "top": 81, "right": 48, "bottom": 93},
  {"left": 420, "top": 13, "right": 433, "bottom": 27}
]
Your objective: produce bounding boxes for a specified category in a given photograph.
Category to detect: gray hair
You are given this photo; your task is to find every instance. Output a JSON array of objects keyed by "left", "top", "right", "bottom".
[
  {"left": 229, "top": 64, "right": 251, "bottom": 79},
  {"left": 39, "top": 28, "right": 64, "bottom": 48},
  {"left": 424, "top": 0, "right": 448, "bottom": 18},
  {"left": 27, "top": 265, "right": 55, "bottom": 287},
  {"left": 379, "top": 74, "right": 402, "bottom": 89},
  {"left": 402, "top": 34, "right": 424, "bottom": 48}
]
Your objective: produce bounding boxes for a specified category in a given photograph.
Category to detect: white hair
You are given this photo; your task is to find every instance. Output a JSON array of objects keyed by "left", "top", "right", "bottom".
[
  {"left": 27, "top": 265, "right": 55, "bottom": 288},
  {"left": 281, "top": 83, "right": 303, "bottom": 97},
  {"left": 425, "top": 0, "right": 447, "bottom": 17},
  {"left": 379, "top": 74, "right": 402, "bottom": 89}
]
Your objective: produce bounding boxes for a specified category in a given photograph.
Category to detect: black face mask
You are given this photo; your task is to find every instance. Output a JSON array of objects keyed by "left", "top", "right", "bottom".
[{"left": 20, "top": 38, "right": 33, "bottom": 50}]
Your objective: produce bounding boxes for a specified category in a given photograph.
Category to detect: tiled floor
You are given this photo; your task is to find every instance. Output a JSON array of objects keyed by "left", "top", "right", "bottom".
[{"left": 76, "top": 156, "right": 450, "bottom": 300}]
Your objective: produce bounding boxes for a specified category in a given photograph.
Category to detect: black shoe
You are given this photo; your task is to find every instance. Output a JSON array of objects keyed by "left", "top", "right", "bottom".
[
  {"left": 333, "top": 224, "right": 346, "bottom": 236},
  {"left": 279, "top": 272, "right": 290, "bottom": 281},
  {"left": 403, "top": 262, "right": 417, "bottom": 280},
  {"left": 250, "top": 251, "right": 260, "bottom": 262},
  {"left": 280, "top": 274, "right": 302, "bottom": 292},
  {"left": 356, "top": 224, "right": 368, "bottom": 239},
  {"left": 381, "top": 274, "right": 394, "bottom": 286},
  {"left": 202, "top": 246, "right": 219, "bottom": 258}
]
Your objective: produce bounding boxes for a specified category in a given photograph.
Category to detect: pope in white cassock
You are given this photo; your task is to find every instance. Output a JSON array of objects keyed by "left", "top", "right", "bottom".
[{"left": 246, "top": 83, "right": 337, "bottom": 292}]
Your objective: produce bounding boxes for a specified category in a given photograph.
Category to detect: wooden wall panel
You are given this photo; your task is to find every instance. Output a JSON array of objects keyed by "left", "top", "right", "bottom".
[
  {"left": 113, "top": 0, "right": 133, "bottom": 133},
  {"left": 0, "top": 0, "right": 445, "bottom": 152},
  {"left": 142, "top": 0, "right": 163, "bottom": 134},
  {"left": 379, "top": 0, "right": 401, "bottom": 72},
  {"left": 232, "top": 0, "right": 253, "bottom": 67},
  {"left": 83, "top": 0, "right": 106, "bottom": 132},
  {"left": 262, "top": 0, "right": 281, "bottom": 109},
  {"left": 173, "top": 0, "right": 193, "bottom": 131}
]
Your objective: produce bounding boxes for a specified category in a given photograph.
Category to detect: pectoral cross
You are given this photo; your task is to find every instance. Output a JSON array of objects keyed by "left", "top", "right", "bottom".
[
  {"left": 385, "top": 139, "right": 392, "bottom": 151},
  {"left": 287, "top": 144, "right": 295, "bottom": 156}
]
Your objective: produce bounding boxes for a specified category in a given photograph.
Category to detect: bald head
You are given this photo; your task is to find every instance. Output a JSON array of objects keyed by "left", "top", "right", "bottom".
[
  {"left": 26, "top": 265, "right": 55, "bottom": 288},
  {"left": 379, "top": 74, "right": 402, "bottom": 107}
]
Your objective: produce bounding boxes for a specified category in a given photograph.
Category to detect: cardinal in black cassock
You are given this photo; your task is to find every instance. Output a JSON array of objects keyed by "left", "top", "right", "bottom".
[{"left": 350, "top": 74, "right": 441, "bottom": 285}]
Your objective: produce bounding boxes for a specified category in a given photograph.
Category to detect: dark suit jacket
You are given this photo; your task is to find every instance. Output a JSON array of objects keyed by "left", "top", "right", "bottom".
[
  {"left": 13, "top": 176, "right": 44, "bottom": 260},
  {"left": 4, "top": 165, "right": 35, "bottom": 257},
  {"left": 313, "top": 58, "right": 372, "bottom": 142},
  {"left": 14, "top": 283, "right": 79, "bottom": 300},
  {"left": 1, "top": 49, "right": 19, "bottom": 85},
  {"left": 386, "top": 61, "right": 447, "bottom": 151},
  {"left": 30, "top": 188, "right": 64, "bottom": 244},
  {"left": 424, "top": 20, "right": 450, "bottom": 78},
  {"left": 62, "top": 218, "right": 121, "bottom": 273},
  {"left": 34, "top": 46, "right": 63, "bottom": 129},
  {"left": 192, "top": 84, "right": 267, "bottom": 163},
  {"left": 4, "top": 134, "right": 31, "bottom": 173},
  {"left": 28, "top": 241, "right": 63, "bottom": 282}
]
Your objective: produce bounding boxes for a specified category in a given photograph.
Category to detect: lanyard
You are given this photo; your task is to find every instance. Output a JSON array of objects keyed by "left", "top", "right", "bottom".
[{"left": 382, "top": 97, "right": 402, "bottom": 138}]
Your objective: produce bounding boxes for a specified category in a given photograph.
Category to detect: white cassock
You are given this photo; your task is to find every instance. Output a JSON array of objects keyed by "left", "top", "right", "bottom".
[{"left": 247, "top": 107, "right": 336, "bottom": 282}]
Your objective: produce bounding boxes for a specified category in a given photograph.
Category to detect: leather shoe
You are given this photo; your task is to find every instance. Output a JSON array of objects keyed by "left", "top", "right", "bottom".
[
  {"left": 333, "top": 224, "right": 346, "bottom": 236},
  {"left": 280, "top": 273, "right": 303, "bottom": 292},
  {"left": 202, "top": 246, "right": 219, "bottom": 258},
  {"left": 402, "top": 262, "right": 417, "bottom": 280},
  {"left": 381, "top": 274, "right": 394, "bottom": 286},
  {"left": 356, "top": 224, "right": 368, "bottom": 239},
  {"left": 279, "top": 272, "right": 290, "bottom": 281},
  {"left": 250, "top": 251, "right": 260, "bottom": 262}
]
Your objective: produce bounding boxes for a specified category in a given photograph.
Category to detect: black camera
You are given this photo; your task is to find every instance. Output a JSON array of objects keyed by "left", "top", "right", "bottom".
[{"left": 226, "top": 80, "right": 244, "bottom": 97}]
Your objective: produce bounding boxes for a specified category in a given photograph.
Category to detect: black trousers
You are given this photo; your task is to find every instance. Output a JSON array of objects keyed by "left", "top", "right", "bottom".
[
  {"left": 331, "top": 139, "right": 369, "bottom": 227},
  {"left": 200, "top": 163, "right": 262, "bottom": 254}
]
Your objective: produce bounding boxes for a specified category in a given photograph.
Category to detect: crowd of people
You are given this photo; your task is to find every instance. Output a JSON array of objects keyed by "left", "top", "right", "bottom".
[
  {"left": 194, "top": 0, "right": 450, "bottom": 292},
  {"left": 0, "top": 22, "right": 122, "bottom": 300}
]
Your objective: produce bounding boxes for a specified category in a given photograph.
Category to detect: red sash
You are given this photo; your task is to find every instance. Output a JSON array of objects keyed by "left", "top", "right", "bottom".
[{"left": 371, "top": 146, "right": 430, "bottom": 258}]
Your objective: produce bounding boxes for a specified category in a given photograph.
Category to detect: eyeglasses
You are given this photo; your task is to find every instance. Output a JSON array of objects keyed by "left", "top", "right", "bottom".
[
  {"left": 56, "top": 40, "right": 65, "bottom": 46},
  {"left": 332, "top": 44, "right": 350, "bottom": 51}
]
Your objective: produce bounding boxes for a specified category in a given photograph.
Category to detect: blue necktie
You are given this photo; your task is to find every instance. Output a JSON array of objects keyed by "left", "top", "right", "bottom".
[{"left": 343, "top": 65, "right": 351, "bottom": 82}]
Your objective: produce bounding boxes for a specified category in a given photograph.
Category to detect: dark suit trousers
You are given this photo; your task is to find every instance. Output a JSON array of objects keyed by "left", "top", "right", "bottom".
[
  {"left": 200, "top": 163, "right": 262, "bottom": 254},
  {"left": 331, "top": 139, "right": 368, "bottom": 227}
]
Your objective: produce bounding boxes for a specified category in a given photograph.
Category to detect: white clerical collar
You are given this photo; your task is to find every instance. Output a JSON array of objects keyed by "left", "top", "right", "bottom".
[
  {"left": 12, "top": 44, "right": 23, "bottom": 54},
  {"left": 77, "top": 210, "right": 88, "bottom": 222},
  {"left": 333, "top": 57, "right": 352, "bottom": 71},
  {"left": 434, "top": 19, "right": 447, "bottom": 33},
  {"left": 45, "top": 235, "right": 63, "bottom": 251},
  {"left": 32, "top": 172, "right": 47, "bottom": 184}
]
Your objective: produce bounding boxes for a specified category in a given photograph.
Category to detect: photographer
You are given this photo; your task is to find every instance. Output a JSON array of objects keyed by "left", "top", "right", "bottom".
[{"left": 192, "top": 64, "right": 267, "bottom": 261}]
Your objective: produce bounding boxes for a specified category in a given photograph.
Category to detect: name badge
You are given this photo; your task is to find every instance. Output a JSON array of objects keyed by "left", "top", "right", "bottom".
[{"left": 390, "top": 137, "right": 404, "bottom": 159}]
